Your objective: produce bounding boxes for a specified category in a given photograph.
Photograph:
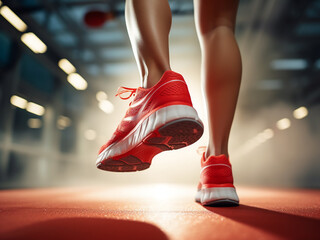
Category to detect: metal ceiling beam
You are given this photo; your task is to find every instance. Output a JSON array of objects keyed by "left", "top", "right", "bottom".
[{"left": 39, "top": 0, "right": 109, "bottom": 67}]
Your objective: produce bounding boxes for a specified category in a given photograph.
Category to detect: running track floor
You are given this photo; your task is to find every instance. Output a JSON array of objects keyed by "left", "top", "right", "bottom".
[{"left": 0, "top": 185, "right": 319, "bottom": 240}]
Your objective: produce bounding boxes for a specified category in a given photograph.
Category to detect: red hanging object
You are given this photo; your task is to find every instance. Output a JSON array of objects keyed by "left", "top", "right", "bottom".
[{"left": 84, "top": 10, "right": 114, "bottom": 28}]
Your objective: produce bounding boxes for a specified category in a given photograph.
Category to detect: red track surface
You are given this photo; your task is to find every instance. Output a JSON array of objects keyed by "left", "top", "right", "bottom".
[{"left": 0, "top": 185, "right": 319, "bottom": 240}]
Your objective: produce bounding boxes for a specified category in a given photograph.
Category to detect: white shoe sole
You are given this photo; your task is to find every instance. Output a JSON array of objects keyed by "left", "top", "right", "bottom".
[
  {"left": 195, "top": 187, "right": 239, "bottom": 206},
  {"left": 96, "top": 105, "right": 203, "bottom": 170}
]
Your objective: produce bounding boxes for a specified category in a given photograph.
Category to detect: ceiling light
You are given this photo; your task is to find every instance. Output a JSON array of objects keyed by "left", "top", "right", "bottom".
[
  {"left": 28, "top": 118, "right": 42, "bottom": 128},
  {"left": 21, "top": 32, "right": 47, "bottom": 54},
  {"left": 256, "top": 129, "right": 273, "bottom": 144},
  {"left": 84, "top": 129, "right": 97, "bottom": 141},
  {"left": 96, "top": 91, "right": 108, "bottom": 102},
  {"left": 10, "top": 95, "right": 27, "bottom": 109},
  {"left": 0, "top": 6, "right": 27, "bottom": 32},
  {"left": 276, "top": 118, "right": 291, "bottom": 130},
  {"left": 57, "top": 116, "right": 71, "bottom": 130},
  {"left": 293, "top": 106, "right": 308, "bottom": 119},
  {"left": 270, "top": 59, "right": 307, "bottom": 70},
  {"left": 26, "top": 102, "right": 45, "bottom": 116},
  {"left": 261, "top": 128, "right": 274, "bottom": 140},
  {"left": 58, "top": 58, "right": 76, "bottom": 74},
  {"left": 256, "top": 134, "right": 267, "bottom": 144},
  {"left": 67, "top": 73, "right": 88, "bottom": 90},
  {"left": 99, "top": 100, "right": 114, "bottom": 114}
]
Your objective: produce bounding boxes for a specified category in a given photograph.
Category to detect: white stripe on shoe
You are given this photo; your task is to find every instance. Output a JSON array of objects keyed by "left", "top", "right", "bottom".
[
  {"left": 195, "top": 187, "right": 239, "bottom": 206},
  {"left": 200, "top": 164, "right": 232, "bottom": 174},
  {"left": 96, "top": 105, "right": 202, "bottom": 165}
]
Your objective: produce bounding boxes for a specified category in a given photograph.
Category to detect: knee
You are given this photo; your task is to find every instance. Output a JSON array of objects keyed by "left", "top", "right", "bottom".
[{"left": 201, "top": 25, "right": 235, "bottom": 40}]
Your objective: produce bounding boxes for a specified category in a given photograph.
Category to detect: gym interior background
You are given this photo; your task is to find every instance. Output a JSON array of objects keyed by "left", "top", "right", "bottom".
[{"left": 0, "top": 0, "right": 319, "bottom": 189}]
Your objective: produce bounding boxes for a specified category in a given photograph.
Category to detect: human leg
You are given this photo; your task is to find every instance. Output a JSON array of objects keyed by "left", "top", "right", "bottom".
[
  {"left": 97, "top": 0, "right": 204, "bottom": 172},
  {"left": 194, "top": 0, "right": 241, "bottom": 206},
  {"left": 125, "top": 0, "right": 172, "bottom": 88},
  {"left": 194, "top": 0, "right": 242, "bottom": 158}
]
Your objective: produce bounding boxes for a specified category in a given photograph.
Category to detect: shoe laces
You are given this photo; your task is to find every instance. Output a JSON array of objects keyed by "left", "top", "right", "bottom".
[{"left": 115, "top": 87, "right": 137, "bottom": 105}]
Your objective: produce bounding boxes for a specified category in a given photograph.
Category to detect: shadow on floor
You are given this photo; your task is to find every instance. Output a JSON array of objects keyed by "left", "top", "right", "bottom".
[
  {"left": 1, "top": 217, "right": 169, "bottom": 240},
  {"left": 205, "top": 204, "right": 320, "bottom": 239}
]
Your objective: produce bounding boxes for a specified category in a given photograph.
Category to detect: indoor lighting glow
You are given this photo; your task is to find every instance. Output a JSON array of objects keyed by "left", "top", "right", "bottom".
[
  {"left": 26, "top": 102, "right": 45, "bottom": 116},
  {"left": 270, "top": 59, "right": 308, "bottom": 70},
  {"left": 84, "top": 129, "right": 97, "bottom": 141},
  {"left": 10, "top": 95, "right": 27, "bottom": 109},
  {"left": 293, "top": 106, "right": 308, "bottom": 119},
  {"left": 263, "top": 129, "right": 274, "bottom": 139},
  {"left": 57, "top": 116, "right": 71, "bottom": 130},
  {"left": 261, "top": 128, "right": 274, "bottom": 140},
  {"left": 28, "top": 118, "right": 42, "bottom": 128},
  {"left": 276, "top": 118, "right": 291, "bottom": 130},
  {"left": 96, "top": 91, "right": 108, "bottom": 102},
  {"left": 67, "top": 73, "right": 88, "bottom": 90},
  {"left": 256, "top": 129, "right": 274, "bottom": 144},
  {"left": 99, "top": 100, "right": 114, "bottom": 114},
  {"left": 21, "top": 32, "right": 47, "bottom": 54},
  {"left": 0, "top": 1, "right": 3, "bottom": 7},
  {"left": 234, "top": 129, "right": 274, "bottom": 157},
  {"left": 58, "top": 58, "right": 76, "bottom": 74},
  {"left": 0, "top": 6, "right": 27, "bottom": 32}
]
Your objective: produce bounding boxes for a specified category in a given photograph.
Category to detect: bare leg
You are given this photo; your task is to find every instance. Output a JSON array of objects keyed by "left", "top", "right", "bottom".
[
  {"left": 194, "top": 0, "right": 242, "bottom": 158},
  {"left": 125, "top": 0, "right": 172, "bottom": 88}
]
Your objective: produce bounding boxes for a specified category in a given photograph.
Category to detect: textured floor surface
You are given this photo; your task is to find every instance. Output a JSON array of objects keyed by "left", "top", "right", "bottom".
[{"left": 0, "top": 185, "right": 319, "bottom": 240}]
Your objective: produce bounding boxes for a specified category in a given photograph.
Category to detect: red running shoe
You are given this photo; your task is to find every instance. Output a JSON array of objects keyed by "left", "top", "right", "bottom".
[
  {"left": 195, "top": 153, "right": 239, "bottom": 206},
  {"left": 96, "top": 70, "right": 203, "bottom": 172}
]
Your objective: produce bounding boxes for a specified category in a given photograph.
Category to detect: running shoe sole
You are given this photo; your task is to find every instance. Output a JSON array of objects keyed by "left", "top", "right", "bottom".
[
  {"left": 195, "top": 187, "right": 239, "bottom": 207},
  {"left": 97, "top": 105, "right": 203, "bottom": 172}
]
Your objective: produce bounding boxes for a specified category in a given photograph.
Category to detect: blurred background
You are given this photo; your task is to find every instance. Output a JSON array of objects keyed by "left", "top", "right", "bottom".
[{"left": 0, "top": 0, "right": 319, "bottom": 189}]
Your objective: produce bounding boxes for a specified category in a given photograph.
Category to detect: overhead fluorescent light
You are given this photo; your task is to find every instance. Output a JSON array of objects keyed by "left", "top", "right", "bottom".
[
  {"left": 28, "top": 118, "right": 42, "bottom": 128},
  {"left": 276, "top": 118, "right": 291, "bottom": 130},
  {"left": 0, "top": 6, "right": 27, "bottom": 32},
  {"left": 26, "top": 102, "right": 45, "bottom": 116},
  {"left": 99, "top": 100, "right": 114, "bottom": 114},
  {"left": 67, "top": 73, "right": 88, "bottom": 90},
  {"left": 57, "top": 115, "right": 71, "bottom": 130},
  {"left": 84, "top": 129, "right": 97, "bottom": 141},
  {"left": 270, "top": 59, "right": 308, "bottom": 70},
  {"left": 10, "top": 95, "right": 27, "bottom": 109},
  {"left": 293, "top": 106, "right": 308, "bottom": 119},
  {"left": 96, "top": 91, "right": 108, "bottom": 102},
  {"left": 21, "top": 32, "right": 47, "bottom": 54},
  {"left": 261, "top": 128, "right": 274, "bottom": 140},
  {"left": 58, "top": 58, "right": 76, "bottom": 74},
  {"left": 256, "top": 128, "right": 274, "bottom": 144}
]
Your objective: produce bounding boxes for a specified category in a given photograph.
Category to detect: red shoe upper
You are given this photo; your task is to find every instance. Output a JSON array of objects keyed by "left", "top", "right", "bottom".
[
  {"left": 99, "top": 70, "right": 193, "bottom": 154},
  {"left": 198, "top": 153, "right": 235, "bottom": 189}
]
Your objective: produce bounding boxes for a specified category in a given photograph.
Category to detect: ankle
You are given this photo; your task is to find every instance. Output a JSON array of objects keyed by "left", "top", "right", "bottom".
[
  {"left": 205, "top": 147, "right": 229, "bottom": 159},
  {"left": 142, "top": 67, "right": 171, "bottom": 88}
]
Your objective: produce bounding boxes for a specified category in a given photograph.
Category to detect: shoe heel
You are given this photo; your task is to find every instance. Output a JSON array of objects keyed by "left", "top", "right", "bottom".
[
  {"left": 144, "top": 118, "right": 204, "bottom": 150},
  {"left": 199, "top": 187, "right": 239, "bottom": 206}
]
